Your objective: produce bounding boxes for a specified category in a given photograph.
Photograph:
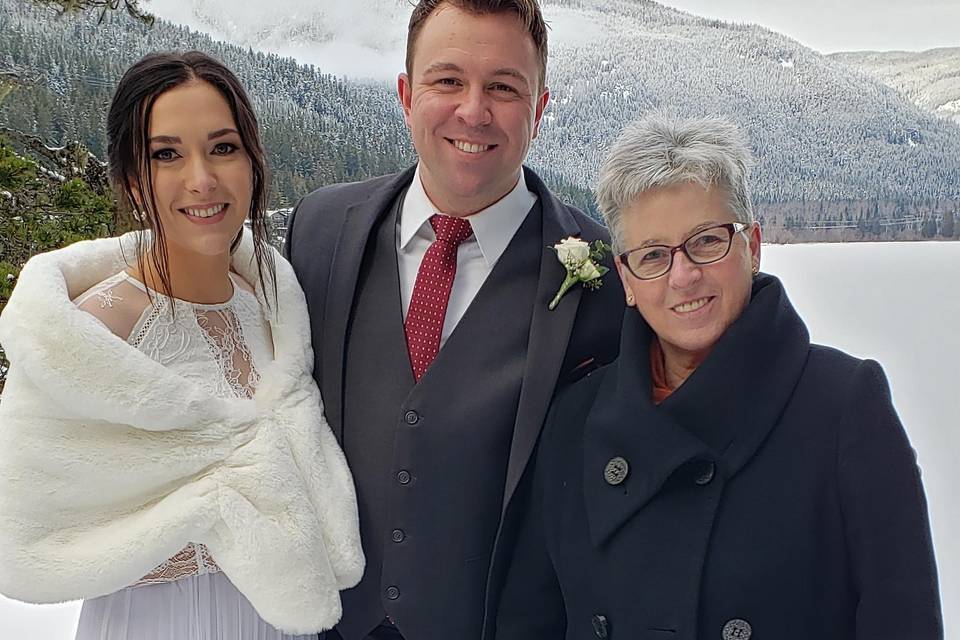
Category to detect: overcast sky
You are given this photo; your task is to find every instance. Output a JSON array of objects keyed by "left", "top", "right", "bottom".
[{"left": 657, "top": 0, "right": 960, "bottom": 53}]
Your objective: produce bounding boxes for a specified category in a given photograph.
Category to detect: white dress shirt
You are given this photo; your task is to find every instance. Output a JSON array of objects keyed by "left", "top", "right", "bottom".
[{"left": 397, "top": 164, "right": 537, "bottom": 347}]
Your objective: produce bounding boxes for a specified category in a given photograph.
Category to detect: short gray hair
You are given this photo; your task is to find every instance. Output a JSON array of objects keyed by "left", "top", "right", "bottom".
[{"left": 595, "top": 112, "right": 755, "bottom": 252}]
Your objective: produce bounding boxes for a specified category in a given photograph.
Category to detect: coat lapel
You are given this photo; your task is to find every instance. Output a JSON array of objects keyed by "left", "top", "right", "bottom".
[
  {"left": 501, "top": 167, "right": 584, "bottom": 513},
  {"left": 583, "top": 275, "right": 811, "bottom": 546},
  {"left": 582, "top": 313, "right": 711, "bottom": 546},
  {"left": 321, "top": 167, "right": 417, "bottom": 440}
]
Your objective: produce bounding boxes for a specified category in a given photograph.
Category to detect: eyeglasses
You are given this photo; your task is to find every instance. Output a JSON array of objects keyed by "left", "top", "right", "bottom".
[{"left": 619, "top": 222, "right": 750, "bottom": 280}]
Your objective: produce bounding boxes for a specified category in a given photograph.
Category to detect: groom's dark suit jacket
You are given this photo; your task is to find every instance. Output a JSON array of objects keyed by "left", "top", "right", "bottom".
[{"left": 284, "top": 166, "right": 623, "bottom": 640}]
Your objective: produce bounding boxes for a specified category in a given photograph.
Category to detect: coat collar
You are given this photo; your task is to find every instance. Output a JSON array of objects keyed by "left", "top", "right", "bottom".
[{"left": 584, "top": 274, "right": 811, "bottom": 546}]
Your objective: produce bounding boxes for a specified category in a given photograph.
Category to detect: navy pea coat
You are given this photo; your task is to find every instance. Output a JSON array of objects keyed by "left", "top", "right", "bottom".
[{"left": 495, "top": 274, "right": 942, "bottom": 640}]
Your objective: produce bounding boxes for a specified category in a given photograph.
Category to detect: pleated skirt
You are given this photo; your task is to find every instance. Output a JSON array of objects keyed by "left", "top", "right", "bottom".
[{"left": 74, "top": 572, "right": 318, "bottom": 640}]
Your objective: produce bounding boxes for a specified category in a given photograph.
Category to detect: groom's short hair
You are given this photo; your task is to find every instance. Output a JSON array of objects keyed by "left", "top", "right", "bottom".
[{"left": 405, "top": 0, "right": 549, "bottom": 90}]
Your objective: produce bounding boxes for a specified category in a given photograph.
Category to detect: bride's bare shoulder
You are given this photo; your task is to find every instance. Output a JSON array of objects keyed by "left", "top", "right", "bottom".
[{"left": 73, "top": 273, "right": 152, "bottom": 341}]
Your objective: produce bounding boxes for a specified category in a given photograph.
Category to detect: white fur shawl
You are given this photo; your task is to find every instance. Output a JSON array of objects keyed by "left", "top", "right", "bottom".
[{"left": 0, "top": 231, "right": 364, "bottom": 634}]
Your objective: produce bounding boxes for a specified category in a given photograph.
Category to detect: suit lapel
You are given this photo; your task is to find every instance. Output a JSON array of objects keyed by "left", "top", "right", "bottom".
[
  {"left": 501, "top": 167, "right": 583, "bottom": 513},
  {"left": 321, "top": 167, "right": 417, "bottom": 441},
  {"left": 323, "top": 164, "right": 588, "bottom": 492}
]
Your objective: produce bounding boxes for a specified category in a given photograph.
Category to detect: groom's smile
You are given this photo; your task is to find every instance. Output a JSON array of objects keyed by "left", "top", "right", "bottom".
[{"left": 448, "top": 138, "right": 496, "bottom": 155}]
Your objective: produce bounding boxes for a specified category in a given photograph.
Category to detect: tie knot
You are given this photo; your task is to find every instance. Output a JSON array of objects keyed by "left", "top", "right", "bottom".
[{"left": 430, "top": 214, "right": 473, "bottom": 246}]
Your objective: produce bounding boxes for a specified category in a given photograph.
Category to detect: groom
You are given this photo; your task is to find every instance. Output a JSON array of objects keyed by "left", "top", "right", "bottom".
[{"left": 285, "top": 1, "right": 623, "bottom": 638}]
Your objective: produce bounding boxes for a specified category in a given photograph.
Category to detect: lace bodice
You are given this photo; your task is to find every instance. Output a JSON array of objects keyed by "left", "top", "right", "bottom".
[{"left": 73, "top": 270, "right": 275, "bottom": 586}]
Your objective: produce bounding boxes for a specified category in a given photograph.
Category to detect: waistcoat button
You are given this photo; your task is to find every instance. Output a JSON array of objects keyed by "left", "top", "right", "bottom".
[{"left": 722, "top": 618, "right": 752, "bottom": 640}]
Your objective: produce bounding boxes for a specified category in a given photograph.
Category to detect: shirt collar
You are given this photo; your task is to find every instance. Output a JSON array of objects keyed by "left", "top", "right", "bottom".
[{"left": 399, "top": 164, "right": 537, "bottom": 268}]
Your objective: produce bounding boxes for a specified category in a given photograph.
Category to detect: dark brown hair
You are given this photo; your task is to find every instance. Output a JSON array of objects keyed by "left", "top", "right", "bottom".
[
  {"left": 405, "top": 0, "right": 549, "bottom": 90},
  {"left": 106, "top": 50, "right": 274, "bottom": 306}
]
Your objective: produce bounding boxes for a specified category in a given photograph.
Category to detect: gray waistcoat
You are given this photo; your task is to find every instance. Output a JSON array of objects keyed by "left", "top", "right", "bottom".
[{"left": 337, "top": 192, "right": 543, "bottom": 640}]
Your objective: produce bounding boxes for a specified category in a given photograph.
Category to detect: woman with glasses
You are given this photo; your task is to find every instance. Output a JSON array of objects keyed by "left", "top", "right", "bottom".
[{"left": 495, "top": 114, "right": 942, "bottom": 640}]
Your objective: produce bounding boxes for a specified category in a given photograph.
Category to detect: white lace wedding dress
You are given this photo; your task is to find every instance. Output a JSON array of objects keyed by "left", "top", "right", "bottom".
[{"left": 70, "top": 271, "right": 315, "bottom": 640}]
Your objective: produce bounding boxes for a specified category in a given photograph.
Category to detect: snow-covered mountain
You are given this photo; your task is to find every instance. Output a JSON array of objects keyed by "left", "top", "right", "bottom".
[
  {"left": 533, "top": 0, "right": 960, "bottom": 201},
  {"left": 830, "top": 48, "right": 960, "bottom": 126},
  {"left": 139, "top": 0, "right": 960, "bottom": 204}
]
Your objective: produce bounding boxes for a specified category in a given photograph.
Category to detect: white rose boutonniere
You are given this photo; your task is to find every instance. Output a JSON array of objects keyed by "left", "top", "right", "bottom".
[{"left": 548, "top": 236, "right": 612, "bottom": 310}]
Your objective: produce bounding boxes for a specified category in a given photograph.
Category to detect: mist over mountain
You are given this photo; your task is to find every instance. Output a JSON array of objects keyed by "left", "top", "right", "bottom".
[
  {"left": 143, "top": 0, "right": 412, "bottom": 79},
  {"left": 830, "top": 47, "right": 960, "bottom": 125}
]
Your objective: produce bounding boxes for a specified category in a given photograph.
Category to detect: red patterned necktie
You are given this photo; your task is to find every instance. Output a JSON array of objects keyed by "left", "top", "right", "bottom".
[{"left": 404, "top": 214, "right": 474, "bottom": 381}]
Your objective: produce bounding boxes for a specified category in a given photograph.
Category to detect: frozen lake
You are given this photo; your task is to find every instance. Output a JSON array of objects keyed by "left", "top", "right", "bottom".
[{"left": 1, "top": 241, "right": 958, "bottom": 638}]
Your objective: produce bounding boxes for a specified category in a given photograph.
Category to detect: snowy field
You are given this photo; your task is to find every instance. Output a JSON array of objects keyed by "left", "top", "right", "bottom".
[{"left": 1, "top": 241, "right": 957, "bottom": 638}]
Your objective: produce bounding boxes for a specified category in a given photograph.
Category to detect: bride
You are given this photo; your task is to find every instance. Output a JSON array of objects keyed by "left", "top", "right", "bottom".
[{"left": 0, "top": 51, "right": 363, "bottom": 639}]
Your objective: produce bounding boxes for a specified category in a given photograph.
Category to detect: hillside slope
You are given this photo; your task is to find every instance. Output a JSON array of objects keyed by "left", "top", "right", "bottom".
[{"left": 830, "top": 47, "right": 960, "bottom": 125}]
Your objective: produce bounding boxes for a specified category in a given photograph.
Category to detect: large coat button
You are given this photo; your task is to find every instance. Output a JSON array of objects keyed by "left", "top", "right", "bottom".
[
  {"left": 694, "top": 460, "right": 716, "bottom": 486},
  {"left": 591, "top": 613, "right": 609, "bottom": 638},
  {"left": 604, "top": 457, "right": 629, "bottom": 485},
  {"left": 722, "top": 618, "right": 752, "bottom": 640}
]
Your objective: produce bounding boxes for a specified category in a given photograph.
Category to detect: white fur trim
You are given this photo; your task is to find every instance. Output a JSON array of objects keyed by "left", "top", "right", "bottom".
[{"left": 0, "top": 231, "right": 363, "bottom": 634}]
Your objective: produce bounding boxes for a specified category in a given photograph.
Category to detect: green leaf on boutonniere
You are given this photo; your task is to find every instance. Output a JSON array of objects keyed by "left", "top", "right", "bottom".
[{"left": 548, "top": 236, "right": 611, "bottom": 310}]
